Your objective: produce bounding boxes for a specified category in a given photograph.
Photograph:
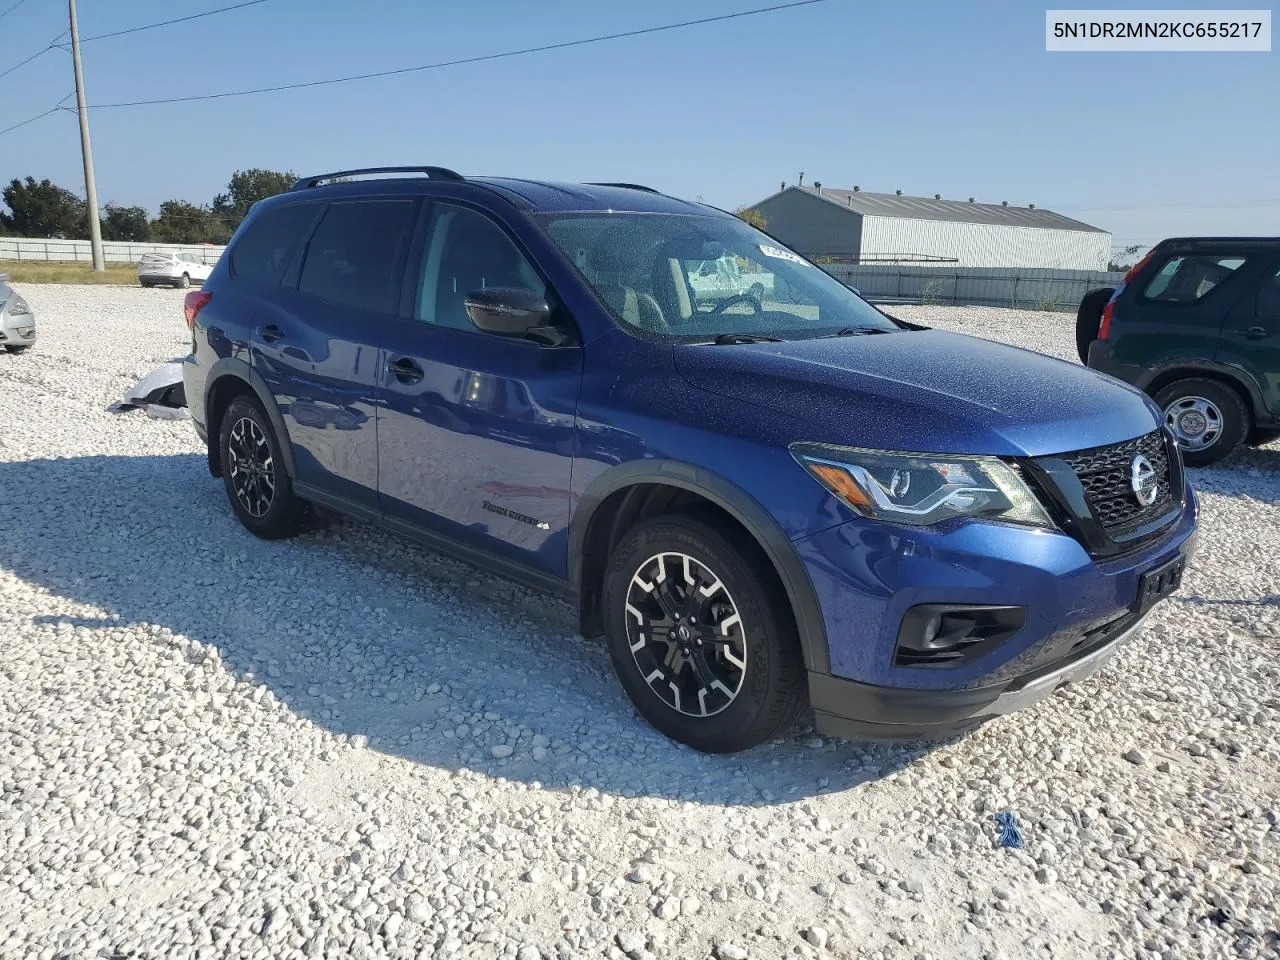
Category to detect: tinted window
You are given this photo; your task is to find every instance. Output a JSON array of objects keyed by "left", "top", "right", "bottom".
[
  {"left": 1258, "top": 265, "right": 1280, "bottom": 320},
  {"left": 1143, "top": 255, "right": 1245, "bottom": 302},
  {"left": 299, "top": 200, "right": 417, "bottom": 313},
  {"left": 417, "top": 205, "right": 544, "bottom": 330},
  {"left": 230, "top": 203, "right": 318, "bottom": 287}
]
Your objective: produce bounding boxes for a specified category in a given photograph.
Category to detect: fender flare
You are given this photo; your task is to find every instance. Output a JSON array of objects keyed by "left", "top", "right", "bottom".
[
  {"left": 204, "top": 357, "right": 297, "bottom": 478},
  {"left": 1139, "top": 359, "right": 1268, "bottom": 419},
  {"left": 570, "top": 459, "right": 831, "bottom": 674}
]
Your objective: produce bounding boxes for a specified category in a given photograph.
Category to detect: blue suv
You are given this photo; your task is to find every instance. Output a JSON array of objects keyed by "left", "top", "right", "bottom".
[{"left": 182, "top": 167, "right": 1198, "bottom": 753}]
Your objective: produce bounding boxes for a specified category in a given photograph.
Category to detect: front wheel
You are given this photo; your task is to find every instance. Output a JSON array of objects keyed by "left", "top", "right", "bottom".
[
  {"left": 1153, "top": 378, "right": 1249, "bottom": 467},
  {"left": 218, "top": 396, "right": 310, "bottom": 539},
  {"left": 4, "top": 345, "right": 31, "bottom": 353},
  {"left": 601, "top": 513, "right": 807, "bottom": 753},
  {"left": 179, "top": 273, "right": 191, "bottom": 289}
]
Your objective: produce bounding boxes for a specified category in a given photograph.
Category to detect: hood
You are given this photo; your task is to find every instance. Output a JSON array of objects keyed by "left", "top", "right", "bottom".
[{"left": 674, "top": 329, "right": 1160, "bottom": 457}]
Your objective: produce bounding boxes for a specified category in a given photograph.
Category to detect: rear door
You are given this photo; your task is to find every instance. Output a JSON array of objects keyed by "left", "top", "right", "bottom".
[
  {"left": 252, "top": 197, "right": 419, "bottom": 508},
  {"left": 1217, "top": 258, "right": 1280, "bottom": 419},
  {"left": 1113, "top": 250, "right": 1261, "bottom": 369},
  {"left": 375, "top": 200, "right": 581, "bottom": 576}
]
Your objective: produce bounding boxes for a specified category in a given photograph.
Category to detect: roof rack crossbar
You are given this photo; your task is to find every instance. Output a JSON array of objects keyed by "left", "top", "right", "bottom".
[
  {"left": 291, "top": 166, "right": 465, "bottom": 191},
  {"left": 588, "top": 182, "right": 659, "bottom": 194}
]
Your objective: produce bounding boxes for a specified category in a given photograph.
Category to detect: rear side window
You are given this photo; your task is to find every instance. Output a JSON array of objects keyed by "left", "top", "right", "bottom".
[
  {"left": 1258, "top": 265, "right": 1280, "bottom": 320},
  {"left": 230, "top": 203, "right": 318, "bottom": 288},
  {"left": 1143, "top": 255, "right": 1245, "bottom": 302},
  {"left": 298, "top": 200, "right": 417, "bottom": 313}
]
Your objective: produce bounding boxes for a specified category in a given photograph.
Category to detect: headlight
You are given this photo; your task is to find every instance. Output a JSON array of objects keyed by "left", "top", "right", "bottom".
[
  {"left": 791, "top": 442, "right": 1054, "bottom": 528},
  {"left": 8, "top": 296, "right": 30, "bottom": 316}
]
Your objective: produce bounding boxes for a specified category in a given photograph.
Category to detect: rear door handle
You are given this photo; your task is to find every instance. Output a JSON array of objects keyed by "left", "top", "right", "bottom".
[
  {"left": 1236, "top": 326, "right": 1268, "bottom": 340},
  {"left": 260, "top": 324, "right": 284, "bottom": 343},
  {"left": 387, "top": 356, "right": 424, "bottom": 384}
]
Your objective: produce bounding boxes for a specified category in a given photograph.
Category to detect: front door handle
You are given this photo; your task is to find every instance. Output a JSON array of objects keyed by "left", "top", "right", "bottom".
[
  {"left": 260, "top": 324, "right": 284, "bottom": 343},
  {"left": 1235, "top": 325, "right": 1268, "bottom": 340},
  {"left": 387, "top": 356, "right": 424, "bottom": 384}
]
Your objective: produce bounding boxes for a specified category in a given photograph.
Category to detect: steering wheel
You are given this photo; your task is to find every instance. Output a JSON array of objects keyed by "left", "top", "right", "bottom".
[{"left": 710, "top": 293, "right": 763, "bottom": 315}]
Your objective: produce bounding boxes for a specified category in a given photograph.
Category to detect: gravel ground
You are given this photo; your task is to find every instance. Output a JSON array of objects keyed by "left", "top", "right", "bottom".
[{"left": 1, "top": 287, "right": 1277, "bottom": 960}]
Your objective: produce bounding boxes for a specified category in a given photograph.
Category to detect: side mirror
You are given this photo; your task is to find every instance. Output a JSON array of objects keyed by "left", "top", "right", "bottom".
[{"left": 464, "top": 287, "right": 563, "bottom": 344}]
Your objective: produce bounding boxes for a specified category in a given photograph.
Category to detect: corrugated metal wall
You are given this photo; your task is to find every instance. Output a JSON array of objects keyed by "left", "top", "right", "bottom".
[
  {"left": 824, "top": 264, "right": 1123, "bottom": 310},
  {"left": 752, "top": 189, "right": 862, "bottom": 257},
  {"left": 858, "top": 217, "right": 1111, "bottom": 270},
  {"left": 0, "top": 237, "right": 225, "bottom": 265}
]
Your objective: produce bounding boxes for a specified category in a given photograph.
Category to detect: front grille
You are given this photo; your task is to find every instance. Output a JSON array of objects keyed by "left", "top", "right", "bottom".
[{"left": 1059, "top": 431, "right": 1172, "bottom": 534}]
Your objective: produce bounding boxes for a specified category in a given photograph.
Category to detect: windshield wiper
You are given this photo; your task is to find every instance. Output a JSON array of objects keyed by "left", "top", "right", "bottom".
[
  {"left": 709, "top": 333, "right": 785, "bottom": 345},
  {"left": 830, "top": 326, "right": 892, "bottom": 337}
]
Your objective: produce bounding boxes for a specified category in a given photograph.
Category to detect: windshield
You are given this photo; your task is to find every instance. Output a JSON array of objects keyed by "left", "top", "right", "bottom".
[{"left": 538, "top": 213, "right": 899, "bottom": 340}]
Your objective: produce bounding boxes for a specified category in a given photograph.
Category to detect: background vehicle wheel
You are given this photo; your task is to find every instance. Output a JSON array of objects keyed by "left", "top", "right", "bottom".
[
  {"left": 1153, "top": 378, "right": 1249, "bottom": 466},
  {"left": 218, "top": 396, "right": 310, "bottom": 539},
  {"left": 179, "top": 273, "right": 191, "bottom": 289},
  {"left": 601, "top": 512, "right": 807, "bottom": 753},
  {"left": 1075, "top": 287, "right": 1113, "bottom": 363},
  {"left": 4, "top": 345, "right": 31, "bottom": 353}
]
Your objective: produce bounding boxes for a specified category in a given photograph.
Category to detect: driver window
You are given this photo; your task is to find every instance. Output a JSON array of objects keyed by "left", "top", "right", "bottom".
[{"left": 417, "top": 205, "right": 544, "bottom": 330}]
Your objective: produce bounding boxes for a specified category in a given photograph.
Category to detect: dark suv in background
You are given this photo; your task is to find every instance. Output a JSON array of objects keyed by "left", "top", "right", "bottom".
[
  {"left": 1081, "top": 237, "right": 1280, "bottom": 465},
  {"left": 182, "top": 167, "right": 1196, "bottom": 752}
]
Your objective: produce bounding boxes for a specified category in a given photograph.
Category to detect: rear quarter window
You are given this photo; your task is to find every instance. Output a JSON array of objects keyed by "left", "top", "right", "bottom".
[
  {"left": 230, "top": 203, "right": 320, "bottom": 288},
  {"left": 1142, "top": 255, "right": 1245, "bottom": 302}
]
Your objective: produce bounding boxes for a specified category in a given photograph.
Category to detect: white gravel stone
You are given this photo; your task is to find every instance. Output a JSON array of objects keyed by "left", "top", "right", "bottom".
[{"left": 0, "top": 290, "right": 1276, "bottom": 960}]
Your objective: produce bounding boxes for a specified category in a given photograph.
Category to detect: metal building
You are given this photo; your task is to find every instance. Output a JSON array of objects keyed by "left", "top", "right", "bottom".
[{"left": 748, "top": 185, "right": 1111, "bottom": 270}]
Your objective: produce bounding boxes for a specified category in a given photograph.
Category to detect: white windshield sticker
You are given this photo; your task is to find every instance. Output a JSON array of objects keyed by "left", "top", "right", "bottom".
[{"left": 758, "top": 243, "right": 806, "bottom": 264}]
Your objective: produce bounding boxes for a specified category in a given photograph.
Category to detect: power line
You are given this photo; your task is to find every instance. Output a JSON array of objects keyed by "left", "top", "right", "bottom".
[
  {"left": 0, "top": 101, "right": 66, "bottom": 137},
  {"left": 72, "top": 0, "right": 269, "bottom": 44},
  {"left": 0, "top": 42, "right": 56, "bottom": 81},
  {"left": 0, "top": 0, "right": 30, "bottom": 22},
  {"left": 1, "top": 1, "right": 267, "bottom": 82},
  {"left": 89, "top": 0, "right": 827, "bottom": 109}
]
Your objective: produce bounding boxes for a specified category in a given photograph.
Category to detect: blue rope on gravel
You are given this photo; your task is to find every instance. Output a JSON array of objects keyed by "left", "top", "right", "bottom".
[{"left": 994, "top": 811, "right": 1024, "bottom": 849}]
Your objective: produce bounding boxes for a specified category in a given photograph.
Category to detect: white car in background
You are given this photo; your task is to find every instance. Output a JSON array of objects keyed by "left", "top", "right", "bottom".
[{"left": 137, "top": 252, "right": 213, "bottom": 289}]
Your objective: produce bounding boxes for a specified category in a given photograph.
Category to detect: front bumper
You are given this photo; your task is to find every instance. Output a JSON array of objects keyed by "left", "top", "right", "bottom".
[
  {"left": 797, "top": 482, "right": 1198, "bottom": 738},
  {"left": 0, "top": 309, "right": 37, "bottom": 347},
  {"left": 811, "top": 609, "right": 1150, "bottom": 739}
]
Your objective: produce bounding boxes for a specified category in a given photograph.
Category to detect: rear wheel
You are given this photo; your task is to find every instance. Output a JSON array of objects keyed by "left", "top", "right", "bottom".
[
  {"left": 1153, "top": 378, "right": 1249, "bottom": 466},
  {"left": 218, "top": 396, "right": 310, "bottom": 539},
  {"left": 1075, "top": 287, "right": 1114, "bottom": 363},
  {"left": 4, "top": 345, "right": 31, "bottom": 353},
  {"left": 179, "top": 273, "right": 191, "bottom": 289},
  {"left": 601, "top": 513, "right": 807, "bottom": 753}
]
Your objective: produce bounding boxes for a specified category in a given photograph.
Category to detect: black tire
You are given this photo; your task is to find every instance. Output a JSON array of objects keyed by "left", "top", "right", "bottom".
[
  {"left": 179, "top": 273, "right": 191, "bottom": 289},
  {"left": 1153, "top": 378, "right": 1250, "bottom": 467},
  {"left": 1075, "top": 287, "right": 1114, "bottom": 363},
  {"left": 4, "top": 344, "right": 31, "bottom": 353},
  {"left": 218, "top": 396, "right": 310, "bottom": 539},
  {"left": 601, "top": 512, "right": 807, "bottom": 753}
]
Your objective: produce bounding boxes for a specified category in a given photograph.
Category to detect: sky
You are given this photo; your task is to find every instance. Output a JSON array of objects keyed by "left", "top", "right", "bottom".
[{"left": 0, "top": 0, "right": 1276, "bottom": 252}]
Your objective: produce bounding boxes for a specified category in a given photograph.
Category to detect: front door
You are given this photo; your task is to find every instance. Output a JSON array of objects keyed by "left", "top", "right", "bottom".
[
  {"left": 1217, "top": 259, "right": 1280, "bottom": 420},
  {"left": 253, "top": 197, "right": 419, "bottom": 507},
  {"left": 376, "top": 201, "right": 581, "bottom": 576}
]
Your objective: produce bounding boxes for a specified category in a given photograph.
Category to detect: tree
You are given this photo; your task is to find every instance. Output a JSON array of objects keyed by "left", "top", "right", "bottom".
[
  {"left": 211, "top": 168, "right": 296, "bottom": 233},
  {"left": 1107, "top": 244, "right": 1143, "bottom": 272},
  {"left": 0, "top": 177, "right": 87, "bottom": 238},
  {"left": 101, "top": 204, "right": 150, "bottom": 242},
  {"left": 734, "top": 206, "right": 768, "bottom": 230},
  {"left": 150, "top": 200, "right": 227, "bottom": 244}
]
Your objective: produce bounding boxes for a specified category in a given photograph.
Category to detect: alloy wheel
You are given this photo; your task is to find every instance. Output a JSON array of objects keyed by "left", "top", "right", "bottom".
[
  {"left": 1165, "top": 396, "right": 1223, "bottom": 451},
  {"left": 624, "top": 552, "right": 748, "bottom": 718},
  {"left": 227, "top": 417, "right": 276, "bottom": 518}
]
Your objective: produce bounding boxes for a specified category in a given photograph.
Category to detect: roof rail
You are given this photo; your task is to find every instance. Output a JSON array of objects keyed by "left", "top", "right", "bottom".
[
  {"left": 588, "top": 182, "right": 659, "bottom": 194},
  {"left": 291, "top": 166, "right": 465, "bottom": 191}
]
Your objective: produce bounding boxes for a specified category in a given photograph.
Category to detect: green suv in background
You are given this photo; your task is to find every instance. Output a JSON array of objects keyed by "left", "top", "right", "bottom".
[{"left": 1080, "top": 237, "right": 1280, "bottom": 466}]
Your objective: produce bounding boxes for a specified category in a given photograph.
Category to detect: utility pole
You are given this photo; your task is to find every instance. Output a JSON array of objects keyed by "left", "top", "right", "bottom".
[{"left": 68, "top": 0, "right": 104, "bottom": 272}]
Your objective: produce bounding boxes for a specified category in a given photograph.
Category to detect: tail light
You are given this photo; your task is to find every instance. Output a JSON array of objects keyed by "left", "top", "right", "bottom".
[
  {"left": 1098, "top": 298, "right": 1115, "bottom": 341},
  {"left": 184, "top": 291, "right": 211, "bottom": 330},
  {"left": 1122, "top": 249, "right": 1156, "bottom": 284}
]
